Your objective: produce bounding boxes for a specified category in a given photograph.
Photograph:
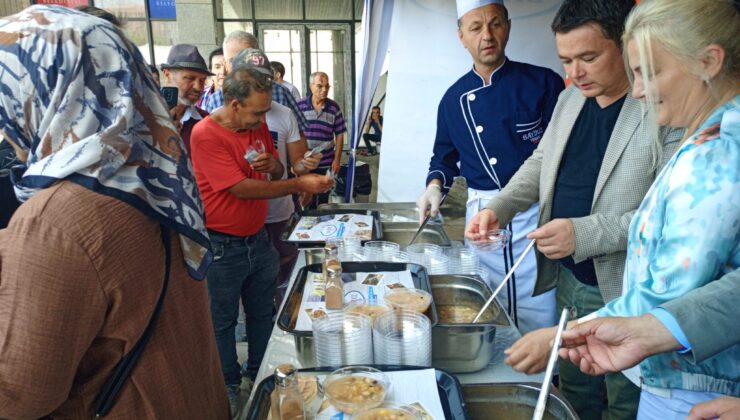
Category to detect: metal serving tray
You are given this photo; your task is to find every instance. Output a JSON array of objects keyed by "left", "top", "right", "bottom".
[
  {"left": 382, "top": 222, "right": 450, "bottom": 247},
  {"left": 430, "top": 275, "right": 509, "bottom": 373},
  {"left": 319, "top": 203, "right": 452, "bottom": 246},
  {"left": 319, "top": 202, "right": 423, "bottom": 224},
  {"left": 303, "top": 222, "right": 451, "bottom": 266},
  {"left": 277, "top": 262, "right": 438, "bottom": 367},
  {"left": 319, "top": 202, "right": 466, "bottom": 242},
  {"left": 462, "top": 383, "right": 579, "bottom": 420},
  {"left": 280, "top": 209, "right": 383, "bottom": 248},
  {"left": 245, "top": 365, "right": 469, "bottom": 420}
]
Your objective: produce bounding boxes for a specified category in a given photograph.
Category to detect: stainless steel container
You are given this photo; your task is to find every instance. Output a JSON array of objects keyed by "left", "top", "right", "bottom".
[
  {"left": 430, "top": 274, "right": 508, "bottom": 373},
  {"left": 382, "top": 222, "right": 450, "bottom": 246},
  {"left": 319, "top": 202, "right": 424, "bottom": 224},
  {"left": 278, "top": 262, "right": 438, "bottom": 368},
  {"left": 303, "top": 223, "right": 451, "bottom": 266},
  {"left": 462, "top": 383, "right": 579, "bottom": 420},
  {"left": 317, "top": 203, "right": 453, "bottom": 246}
]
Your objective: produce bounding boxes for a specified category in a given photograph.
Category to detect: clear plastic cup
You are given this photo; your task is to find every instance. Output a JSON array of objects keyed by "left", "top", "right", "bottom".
[
  {"left": 338, "top": 237, "right": 365, "bottom": 261},
  {"left": 466, "top": 229, "right": 511, "bottom": 252},
  {"left": 389, "top": 251, "right": 412, "bottom": 263},
  {"left": 428, "top": 252, "right": 449, "bottom": 274},
  {"left": 405, "top": 243, "right": 443, "bottom": 258},
  {"left": 405, "top": 243, "right": 444, "bottom": 272},
  {"left": 364, "top": 241, "right": 401, "bottom": 261},
  {"left": 313, "top": 312, "right": 373, "bottom": 366},
  {"left": 372, "top": 309, "right": 432, "bottom": 366}
]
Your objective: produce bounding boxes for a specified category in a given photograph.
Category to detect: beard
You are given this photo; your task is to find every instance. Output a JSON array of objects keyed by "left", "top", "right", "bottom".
[{"left": 178, "top": 96, "right": 196, "bottom": 106}]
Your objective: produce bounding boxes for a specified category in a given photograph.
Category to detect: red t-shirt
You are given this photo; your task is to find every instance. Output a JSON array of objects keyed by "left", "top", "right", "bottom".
[{"left": 190, "top": 116, "right": 278, "bottom": 236}]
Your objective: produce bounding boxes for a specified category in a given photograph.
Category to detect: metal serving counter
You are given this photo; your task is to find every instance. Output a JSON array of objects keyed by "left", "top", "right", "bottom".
[
  {"left": 240, "top": 202, "right": 545, "bottom": 417},
  {"left": 243, "top": 250, "right": 544, "bottom": 414}
]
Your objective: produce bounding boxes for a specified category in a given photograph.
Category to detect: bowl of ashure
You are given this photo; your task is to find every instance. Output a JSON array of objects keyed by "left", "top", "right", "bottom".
[
  {"left": 323, "top": 366, "right": 390, "bottom": 414},
  {"left": 354, "top": 401, "right": 423, "bottom": 420},
  {"left": 344, "top": 302, "right": 393, "bottom": 321},
  {"left": 384, "top": 288, "right": 433, "bottom": 313}
]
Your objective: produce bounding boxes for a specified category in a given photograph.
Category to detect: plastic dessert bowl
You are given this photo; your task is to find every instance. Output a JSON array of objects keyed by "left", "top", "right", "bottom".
[
  {"left": 384, "top": 288, "right": 433, "bottom": 313},
  {"left": 344, "top": 302, "right": 393, "bottom": 321},
  {"left": 467, "top": 229, "right": 511, "bottom": 252},
  {"left": 354, "top": 401, "right": 422, "bottom": 420},
  {"left": 323, "top": 366, "right": 390, "bottom": 414}
]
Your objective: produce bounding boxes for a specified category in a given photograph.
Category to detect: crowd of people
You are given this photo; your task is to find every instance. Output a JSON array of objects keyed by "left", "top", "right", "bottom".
[{"left": 0, "top": 0, "right": 737, "bottom": 419}]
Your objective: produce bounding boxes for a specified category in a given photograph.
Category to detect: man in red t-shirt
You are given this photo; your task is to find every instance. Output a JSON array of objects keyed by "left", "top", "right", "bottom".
[{"left": 190, "top": 67, "right": 333, "bottom": 414}]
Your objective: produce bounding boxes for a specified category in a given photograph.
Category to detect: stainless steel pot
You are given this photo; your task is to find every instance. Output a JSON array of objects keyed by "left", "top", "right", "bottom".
[
  {"left": 430, "top": 275, "right": 508, "bottom": 373},
  {"left": 462, "top": 383, "right": 579, "bottom": 420}
]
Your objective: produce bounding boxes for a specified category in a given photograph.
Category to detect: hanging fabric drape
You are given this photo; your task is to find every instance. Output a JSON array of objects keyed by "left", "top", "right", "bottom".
[{"left": 344, "top": 0, "right": 394, "bottom": 202}]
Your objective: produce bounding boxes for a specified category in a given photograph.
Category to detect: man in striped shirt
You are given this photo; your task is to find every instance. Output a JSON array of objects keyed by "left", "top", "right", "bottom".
[{"left": 297, "top": 71, "right": 346, "bottom": 207}]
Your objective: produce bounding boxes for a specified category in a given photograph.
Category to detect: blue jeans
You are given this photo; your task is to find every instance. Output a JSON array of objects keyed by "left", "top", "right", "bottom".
[
  {"left": 556, "top": 265, "right": 640, "bottom": 420},
  {"left": 207, "top": 228, "right": 279, "bottom": 387}
]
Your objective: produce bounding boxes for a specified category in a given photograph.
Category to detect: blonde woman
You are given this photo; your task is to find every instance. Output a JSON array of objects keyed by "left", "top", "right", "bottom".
[{"left": 591, "top": 0, "right": 739, "bottom": 417}]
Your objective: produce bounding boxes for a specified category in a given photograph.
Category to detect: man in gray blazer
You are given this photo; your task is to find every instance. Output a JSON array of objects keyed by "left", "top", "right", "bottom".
[{"left": 465, "top": 1, "right": 681, "bottom": 419}]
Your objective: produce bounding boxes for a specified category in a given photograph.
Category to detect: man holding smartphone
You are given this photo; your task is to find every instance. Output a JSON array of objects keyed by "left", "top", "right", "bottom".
[{"left": 161, "top": 44, "right": 212, "bottom": 153}]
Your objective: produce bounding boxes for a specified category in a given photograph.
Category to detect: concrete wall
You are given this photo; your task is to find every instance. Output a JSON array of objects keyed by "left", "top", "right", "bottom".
[
  {"left": 1, "top": 0, "right": 31, "bottom": 17},
  {"left": 175, "top": 0, "right": 219, "bottom": 60}
]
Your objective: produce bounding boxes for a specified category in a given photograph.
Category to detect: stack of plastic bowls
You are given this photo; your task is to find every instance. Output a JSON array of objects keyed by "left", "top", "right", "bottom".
[
  {"left": 428, "top": 251, "right": 450, "bottom": 274},
  {"left": 446, "top": 246, "right": 480, "bottom": 274},
  {"left": 389, "top": 250, "right": 412, "bottom": 263},
  {"left": 405, "top": 243, "right": 445, "bottom": 273},
  {"left": 337, "top": 237, "right": 365, "bottom": 261},
  {"left": 363, "top": 241, "right": 401, "bottom": 261},
  {"left": 313, "top": 312, "right": 373, "bottom": 366},
  {"left": 372, "top": 309, "right": 432, "bottom": 367}
]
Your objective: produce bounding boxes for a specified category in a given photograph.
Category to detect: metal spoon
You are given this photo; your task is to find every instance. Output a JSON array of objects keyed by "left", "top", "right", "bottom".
[
  {"left": 533, "top": 308, "right": 569, "bottom": 420},
  {"left": 472, "top": 238, "right": 536, "bottom": 323}
]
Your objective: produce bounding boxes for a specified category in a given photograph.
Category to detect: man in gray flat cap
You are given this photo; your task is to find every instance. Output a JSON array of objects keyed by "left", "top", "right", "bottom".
[{"left": 161, "top": 44, "right": 212, "bottom": 153}]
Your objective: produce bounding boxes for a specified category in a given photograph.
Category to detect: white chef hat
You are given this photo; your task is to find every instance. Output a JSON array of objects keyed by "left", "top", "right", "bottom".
[{"left": 456, "top": 0, "right": 505, "bottom": 19}]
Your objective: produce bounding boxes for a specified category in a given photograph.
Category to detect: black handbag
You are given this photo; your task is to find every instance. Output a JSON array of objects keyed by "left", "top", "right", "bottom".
[
  {"left": 93, "top": 225, "right": 172, "bottom": 418},
  {"left": 336, "top": 162, "right": 372, "bottom": 196}
]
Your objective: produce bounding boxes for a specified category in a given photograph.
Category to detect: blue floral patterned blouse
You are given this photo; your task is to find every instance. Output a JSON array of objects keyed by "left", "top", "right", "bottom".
[{"left": 599, "top": 96, "right": 740, "bottom": 394}]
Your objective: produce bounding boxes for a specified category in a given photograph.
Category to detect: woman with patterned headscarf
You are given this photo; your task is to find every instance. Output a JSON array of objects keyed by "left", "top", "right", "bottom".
[{"left": 0, "top": 6, "right": 229, "bottom": 419}]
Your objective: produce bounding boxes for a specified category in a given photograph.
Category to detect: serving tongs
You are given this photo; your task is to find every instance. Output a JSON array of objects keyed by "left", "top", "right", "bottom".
[
  {"left": 472, "top": 238, "right": 536, "bottom": 323},
  {"left": 408, "top": 193, "right": 447, "bottom": 246},
  {"left": 533, "top": 308, "right": 569, "bottom": 420}
]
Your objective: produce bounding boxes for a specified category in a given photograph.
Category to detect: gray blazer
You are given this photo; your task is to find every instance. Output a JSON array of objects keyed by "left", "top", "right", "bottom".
[
  {"left": 486, "top": 85, "right": 682, "bottom": 303},
  {"left": 662, "top": 268, "right": 740, "bottom": 364}
]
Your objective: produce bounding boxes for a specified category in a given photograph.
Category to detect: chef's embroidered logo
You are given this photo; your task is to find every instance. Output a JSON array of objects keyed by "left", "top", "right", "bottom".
[
  {"left": 516, "top": 115, "right": 544, "bottom": 144},
  {"left": 522, "top": 127, "right": 544, "bottom": 144}
]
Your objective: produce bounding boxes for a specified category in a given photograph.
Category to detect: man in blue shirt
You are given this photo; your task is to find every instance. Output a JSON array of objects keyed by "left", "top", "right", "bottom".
[{"left": 418, "top": 0, "right": 564, "bottom": 334}]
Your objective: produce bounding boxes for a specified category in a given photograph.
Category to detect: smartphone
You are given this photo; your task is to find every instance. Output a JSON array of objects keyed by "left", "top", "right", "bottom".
[{"left": 159, "top": 86, "right": 179, "bottom": 109}]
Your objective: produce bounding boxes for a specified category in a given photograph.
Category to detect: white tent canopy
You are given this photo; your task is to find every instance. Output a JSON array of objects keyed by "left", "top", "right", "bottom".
[{"left": 347, "top": 0, "right": 564, "bottom": 202}]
